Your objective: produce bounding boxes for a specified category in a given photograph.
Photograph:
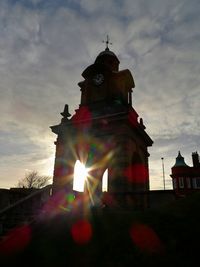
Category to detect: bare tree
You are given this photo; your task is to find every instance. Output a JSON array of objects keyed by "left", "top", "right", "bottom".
[{"left": 17, "top": 171, "right": 51, "bottom": 189}]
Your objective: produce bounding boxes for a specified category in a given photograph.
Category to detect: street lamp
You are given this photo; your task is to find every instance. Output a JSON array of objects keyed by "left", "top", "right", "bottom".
[{"left": 161, "top": 157, "right": 166, "bottom": 190}]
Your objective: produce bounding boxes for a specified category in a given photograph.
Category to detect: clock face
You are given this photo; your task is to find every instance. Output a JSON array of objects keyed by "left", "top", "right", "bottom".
[{"left": 92, "top": 73, "right": 104, "bottom": 86}]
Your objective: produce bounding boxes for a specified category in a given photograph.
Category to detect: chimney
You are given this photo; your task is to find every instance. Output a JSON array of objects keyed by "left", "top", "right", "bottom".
[{"left": 192, "top": 152, "right": 200, "bottom": 167}]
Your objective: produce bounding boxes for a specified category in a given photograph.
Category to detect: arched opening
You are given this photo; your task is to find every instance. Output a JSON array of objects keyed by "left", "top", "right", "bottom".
[
  {"left": 73, "top": 160, "right": 88, "bottom": 192},
  {"left": 102, "top": 169, "right": 108, "bottom": 192}
]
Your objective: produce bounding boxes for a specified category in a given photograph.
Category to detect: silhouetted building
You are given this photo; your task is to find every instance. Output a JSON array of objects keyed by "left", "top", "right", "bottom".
[
  {"left": 171, "top": 151, "right": 200, "bottom": 196},
  {"left": 0, "top": 186, "right": 52, "bottom": 237},
  {"left": 51, "top": 46, "right": 153, "bottom": 209}
]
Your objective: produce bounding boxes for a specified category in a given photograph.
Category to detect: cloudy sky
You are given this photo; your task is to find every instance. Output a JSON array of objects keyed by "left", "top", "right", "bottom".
[{"left": 0, "top": 0, "right": 199, "bottom": 190}]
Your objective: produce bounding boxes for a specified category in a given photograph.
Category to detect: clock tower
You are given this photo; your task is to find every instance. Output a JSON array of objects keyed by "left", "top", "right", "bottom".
[{"left": 51, "top": 44, "right": 153, "bottom": 209}]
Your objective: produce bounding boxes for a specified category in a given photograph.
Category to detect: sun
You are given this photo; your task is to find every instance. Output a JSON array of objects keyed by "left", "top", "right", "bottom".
[{"left": 73, "top": 160, "right": 88, "bottom": 192}]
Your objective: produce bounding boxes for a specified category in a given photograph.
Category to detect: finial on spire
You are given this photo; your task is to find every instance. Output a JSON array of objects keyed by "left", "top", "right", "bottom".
[{"left": 102, "top": 35, "right": 112, "bottom": 50}]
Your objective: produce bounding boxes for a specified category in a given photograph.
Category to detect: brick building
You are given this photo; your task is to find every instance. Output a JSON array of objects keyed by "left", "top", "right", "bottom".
[{"left": 171, "top": 151, "right": 200, "bottom": 196}]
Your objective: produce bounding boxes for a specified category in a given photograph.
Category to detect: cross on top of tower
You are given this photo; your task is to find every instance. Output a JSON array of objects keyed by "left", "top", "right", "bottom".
[{"left": 102, "top": 35, "right": 112, "bottom": 51}]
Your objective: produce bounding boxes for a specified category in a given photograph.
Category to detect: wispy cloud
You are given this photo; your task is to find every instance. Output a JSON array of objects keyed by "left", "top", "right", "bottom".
[{"left": 0, "top": 0, "right": 199, "bottom": 188}]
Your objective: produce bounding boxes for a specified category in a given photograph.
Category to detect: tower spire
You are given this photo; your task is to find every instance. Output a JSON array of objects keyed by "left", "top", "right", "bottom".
[{"left": 102, "top": 35, "right": 112, "bottom": 51}]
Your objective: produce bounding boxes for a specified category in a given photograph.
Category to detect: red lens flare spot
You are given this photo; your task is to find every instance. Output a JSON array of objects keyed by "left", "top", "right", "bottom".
[
  {"left": 130, "top": 223, "right": 164, "bottom": 254},
  {"left": 128, "top": 110, "right": 138, "bottom": 127},
  {"left": 72, "top": 106, "right": 92, "bottom": 128},
  {"left": 0, "top": 224, "right": 31, "bottom": 256},
  {"left": 71, "top": 220, "right": 92, "bottom": 245},
  {"left": 124, "top": 164, "right": 148, "bottom": 184}
]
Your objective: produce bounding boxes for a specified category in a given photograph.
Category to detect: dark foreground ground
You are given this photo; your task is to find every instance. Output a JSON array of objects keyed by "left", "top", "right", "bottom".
[{"left": 1, "top": 192, "right": 200, "bottom": 267}]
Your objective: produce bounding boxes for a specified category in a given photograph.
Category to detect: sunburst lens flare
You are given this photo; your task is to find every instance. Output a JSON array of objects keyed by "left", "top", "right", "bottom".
[{"left": 73, "top": 160, "right": 88, "bottom": 192}]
